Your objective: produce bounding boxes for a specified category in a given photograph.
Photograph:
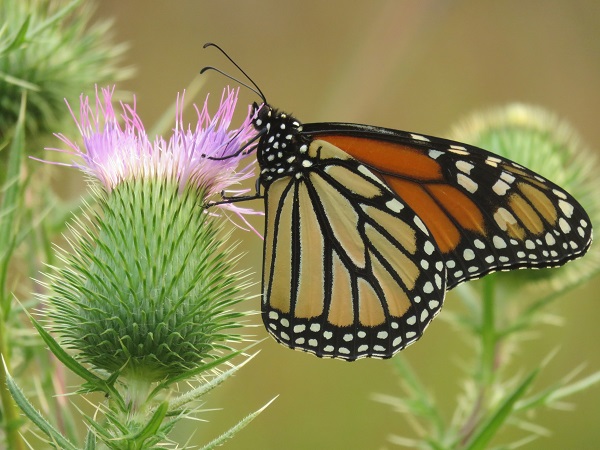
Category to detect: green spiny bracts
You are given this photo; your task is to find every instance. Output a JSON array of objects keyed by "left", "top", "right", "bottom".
[{"left": 47, "top": 179, "right": 244, "bottom": 381}]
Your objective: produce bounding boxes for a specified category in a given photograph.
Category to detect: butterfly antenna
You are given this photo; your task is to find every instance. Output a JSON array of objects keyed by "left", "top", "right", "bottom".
[
  {"left": 202, "top": 42, "right": 267, "bottom": 103},
  {"left": 200, "top": 66, "right": 265, "bottom": 102}
]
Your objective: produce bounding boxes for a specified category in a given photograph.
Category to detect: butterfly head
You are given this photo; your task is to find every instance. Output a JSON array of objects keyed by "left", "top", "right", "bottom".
[{"left": 252, "top": 103, "right": 312, "bottom": 186}]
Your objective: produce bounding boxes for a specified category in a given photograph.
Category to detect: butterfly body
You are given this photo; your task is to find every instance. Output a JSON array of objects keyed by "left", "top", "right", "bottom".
[{"left": 250, "top": 103, "right": 592, "bottom": 361}]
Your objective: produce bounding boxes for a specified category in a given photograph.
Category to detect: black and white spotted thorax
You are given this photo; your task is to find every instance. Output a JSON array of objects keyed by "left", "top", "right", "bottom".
[{"left": 253, "top": 104, "right": 314, "bottom": 187}]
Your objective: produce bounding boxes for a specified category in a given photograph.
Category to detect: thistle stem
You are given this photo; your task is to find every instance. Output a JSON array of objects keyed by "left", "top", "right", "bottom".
[
  {"left": 459, "top": 276, "right": 497, "bottom": 446},
  {"left": 480, "top": 276, "right": 497, "bottom": 387}
]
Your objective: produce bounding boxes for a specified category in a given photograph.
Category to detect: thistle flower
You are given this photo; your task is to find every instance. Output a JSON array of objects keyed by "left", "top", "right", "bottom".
[{"left": 41, "top": 86, "right": 258, "bottom": 382}]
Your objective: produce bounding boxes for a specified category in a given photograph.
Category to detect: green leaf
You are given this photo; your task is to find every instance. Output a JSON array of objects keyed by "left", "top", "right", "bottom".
[
  {"left": 516, "top": 370, "right": 600, "bottom": 412},
  {"left": 0, "top": 91, "right": 26, "bottom": 300},
  {"left": 464, "top": 369, "right": 539, "bottom": 450},
  {"left": 82, "top": 414, "right": 113, "bottom": 442},
  {"left": 129, "top": 401, "right": 169, "bottom": 444},
  {"left": 148, "top": 341, "right": 262, "bottom": 400},
  {"left": 3, "top": 359, "right": 79, "bottom": 450},
  {"left": 0, "top": 15, "right": 30, "bottom": 55},
  {"left": 199, "top": 397, "right": 277, "bottom": 450},
  {"left": 28, "top": 314, "right": 125, "bottom": 409},
  {"left": 28, "top": 0, "right": 82, "bottom": 36},
  {"left": 168, "top": 351, "right": 259, "bottom": 412},
  {"left": 83, "top": 431, "right": 96, "bottom": 450}
]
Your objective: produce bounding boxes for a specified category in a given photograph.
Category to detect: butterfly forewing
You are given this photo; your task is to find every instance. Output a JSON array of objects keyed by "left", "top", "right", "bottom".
[
  {"left": 262, "top": 140, "right": 446, "bottom": 360},
  {"left": 307, "top": 124, "right": 593, "bottom": 289}
]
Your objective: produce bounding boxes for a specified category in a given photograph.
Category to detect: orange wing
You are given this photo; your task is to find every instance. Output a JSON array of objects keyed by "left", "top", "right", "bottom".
[{"left": 310, "top": 128, "right": 592, "bottom": 289}]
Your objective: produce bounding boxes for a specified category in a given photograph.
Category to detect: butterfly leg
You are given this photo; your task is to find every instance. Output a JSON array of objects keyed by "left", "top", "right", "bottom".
[{"left": 205, "top": 178, "right": 264, "bottom": 208}]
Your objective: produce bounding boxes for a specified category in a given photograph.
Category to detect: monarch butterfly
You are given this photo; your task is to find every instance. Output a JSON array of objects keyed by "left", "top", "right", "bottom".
[{"left": 203, "top": 44, "right": 593, "bottom": 361}]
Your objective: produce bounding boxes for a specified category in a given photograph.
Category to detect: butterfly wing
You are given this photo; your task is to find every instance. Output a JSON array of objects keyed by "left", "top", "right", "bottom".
[
  {"left": 304, "top": 123, "right": 593, "bottom": 289},
  {"left": 262, "top": 140, "right": 446, "bottom": 360}
]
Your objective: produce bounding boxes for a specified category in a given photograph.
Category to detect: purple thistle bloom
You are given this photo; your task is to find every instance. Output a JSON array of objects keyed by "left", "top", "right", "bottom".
[{"left": 45, "top": 86, "right": 261, "bottom": 232}]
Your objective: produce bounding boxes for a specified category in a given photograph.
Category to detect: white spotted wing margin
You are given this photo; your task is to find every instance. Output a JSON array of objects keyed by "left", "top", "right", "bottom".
[{"left": 261, "top": 140, "right": 447, "bottom": 361}]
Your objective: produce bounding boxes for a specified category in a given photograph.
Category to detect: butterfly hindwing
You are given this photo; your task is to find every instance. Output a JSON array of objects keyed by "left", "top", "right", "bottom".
[
  {"left": 262, "top": 140, "right": 447, "bottom": 360},
  {"left": 306, "top": 123, "right": 593, "bottom": 289}
]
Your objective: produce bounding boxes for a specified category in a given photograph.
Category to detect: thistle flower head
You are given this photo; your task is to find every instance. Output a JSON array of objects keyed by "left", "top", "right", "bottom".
[
  {"left": 49, "top": 86, "right": 258, "bottom": 225},
  {"left": 41, "top": 87, "right": 258, "bottom": 381}
]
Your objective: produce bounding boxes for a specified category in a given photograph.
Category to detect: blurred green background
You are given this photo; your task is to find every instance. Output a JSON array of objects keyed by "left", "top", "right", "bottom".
[{"left": 82, "top": 1, "right": 600, "bottom": 449}]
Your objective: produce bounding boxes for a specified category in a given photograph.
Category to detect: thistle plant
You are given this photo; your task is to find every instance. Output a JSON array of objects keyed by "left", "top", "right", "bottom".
[
  {"left": 5, "top": 86, "right": 272, "bottom": 449},
  {"left": 374, "top": 104, "right": 600, "bottom": 449}
]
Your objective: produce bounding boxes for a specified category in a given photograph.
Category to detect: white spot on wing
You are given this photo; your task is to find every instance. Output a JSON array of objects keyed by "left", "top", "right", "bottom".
[
  {"left": 386, "top": 199, "right": 404, "bottom": 213},
  {"left": 559, "top": 217, "right": 571, "bottom": 233},
  {"left": 424, "top": 241, "right": 435, "bottom": 255},
  {"left": 553, "top": 188, "right": 567, "bottom": 200},
  {"left": 493, "top": 236, "right": 507, "bottom": 249},
  {"left": 429, "top": 149, "right": 444, "bottom": 159},
  {"left": 411, "top": 133, "right": 430, "bottom": 142},
  {"left": 456, "top": 160, "right": 474, "bottom": 174},
  {"left": 357, "top": 165, "right": 385, "bottom": 186},
  {"left": 463, "top": 249, "right": 475, "bottom": 261},
  {"left": 559, "top": 200, "right": 574, "bottom": 218},
  {"left": 457, "top": 173, "right": 478, "bottom": 193},
  {"left": 500, "top": 172, "right": 516, "bottom": 183},
  {"left": 414, "top": 216, "right": 429, "bottom": 235},
  {"left": 492, "top": 179, "right": 510, "bottom": 196}
]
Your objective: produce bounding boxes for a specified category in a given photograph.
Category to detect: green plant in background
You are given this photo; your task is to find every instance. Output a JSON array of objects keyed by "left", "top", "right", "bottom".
[
  {"left": 0, "top": 0, "right": 132, "bottom": 143},
  {"left": 374, "top": 104, "right": 600, "bottom": 449}
]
